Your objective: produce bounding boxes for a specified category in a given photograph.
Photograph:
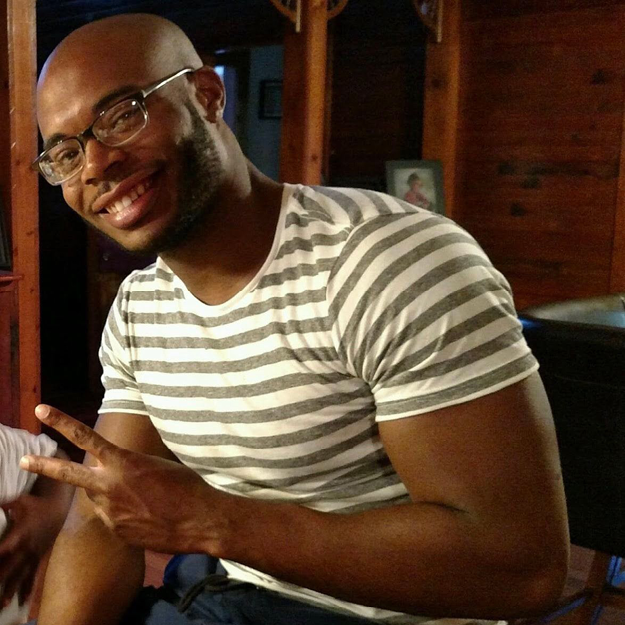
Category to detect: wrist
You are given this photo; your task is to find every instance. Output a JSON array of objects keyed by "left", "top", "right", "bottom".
[
  {"left": 194, "top": 488, "right": 252, "bottom": 558},
  {"left": 201, "top": 492, "right": 327, "bottom": 574}
]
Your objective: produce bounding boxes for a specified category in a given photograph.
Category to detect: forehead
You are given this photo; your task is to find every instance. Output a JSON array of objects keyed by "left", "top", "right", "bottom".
[{"left": 37, "top": 52, "right": 154, "bottom": 138}]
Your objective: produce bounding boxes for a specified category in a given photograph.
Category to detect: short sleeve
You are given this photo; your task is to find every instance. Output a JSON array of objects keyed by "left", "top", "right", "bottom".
[
  {"left": 99, "top": 276, "right": 149, "bottom": 416},
  {"left": 327, "top": 212, "right": 538, "bottom": 421},
  {"left": 0, "top": 424, "right": 58, "bottom": 502}
]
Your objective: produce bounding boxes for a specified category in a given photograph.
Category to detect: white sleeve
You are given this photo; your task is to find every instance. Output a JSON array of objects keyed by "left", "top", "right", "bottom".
[
  {"left": 0, "top": 424, "right": 58, "bottom": 502},
  {"left": 99, "top": 274, "right": 149, "bottom": 416},
  {"left": 328, "top": 214, "right": 537, "bottom": 420}
]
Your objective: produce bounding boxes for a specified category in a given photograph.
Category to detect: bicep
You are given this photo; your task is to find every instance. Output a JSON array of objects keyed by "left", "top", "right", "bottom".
[{"left": 379, "top": 372, "right": 568, "bottom": 533}]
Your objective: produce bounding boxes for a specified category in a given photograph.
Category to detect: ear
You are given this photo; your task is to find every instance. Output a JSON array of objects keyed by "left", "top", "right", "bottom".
[{"left": 190, "top": 66, "right": 226, "bottom": 123}]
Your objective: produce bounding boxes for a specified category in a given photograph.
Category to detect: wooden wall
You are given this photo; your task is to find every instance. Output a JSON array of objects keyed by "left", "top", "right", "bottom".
[
  {"left": 451, "top": 0, "right": 625, "bottom": 309},
  {"left": 0, "top": 0, "right": 41, "bottom": 432}
]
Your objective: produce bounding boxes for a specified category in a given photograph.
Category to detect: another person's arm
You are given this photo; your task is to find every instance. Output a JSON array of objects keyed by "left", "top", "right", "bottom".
[
  {"left": 33, "top": 412, "right": 177, "bottom": 625},
  {"left": 0, "top": 448, "right": 73, "bottom": 608},
  {"left": 25, "top": 376, "right": 568, "bottom": 621}
]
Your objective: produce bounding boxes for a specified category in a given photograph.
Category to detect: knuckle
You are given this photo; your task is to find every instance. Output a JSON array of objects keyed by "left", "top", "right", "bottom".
[
  {"left": 71, "top": 424, "right": 92, "bottom": 447},
  {"left": 57, "top": 465, "right": 76, "bottom": 484}
]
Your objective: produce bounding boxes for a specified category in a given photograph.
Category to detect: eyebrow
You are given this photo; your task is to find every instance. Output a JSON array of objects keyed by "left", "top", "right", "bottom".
[
  {"left": 92, "top": 84, "right": 140, "bottom": 114},
  {"left": 42, "top": 84, "right": 141, "bottom": 152},
  {"left": 43, "top": 133, "right": 68, "bottom": 151}
]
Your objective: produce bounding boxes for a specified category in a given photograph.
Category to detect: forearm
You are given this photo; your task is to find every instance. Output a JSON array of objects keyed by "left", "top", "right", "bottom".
[
  {"left": 204, "top": 493, "right": 567, "bottom": 619},
  {"left": 37, "top": 492, "right": 145, "bottom": 625}
]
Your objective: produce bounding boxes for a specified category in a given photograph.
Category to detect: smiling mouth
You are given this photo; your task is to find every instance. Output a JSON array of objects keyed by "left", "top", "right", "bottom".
[{"left": 104, "top": 178, "right": 153, "bottom": 215}]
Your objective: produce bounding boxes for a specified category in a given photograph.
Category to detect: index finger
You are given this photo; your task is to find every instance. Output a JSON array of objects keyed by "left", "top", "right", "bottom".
[
  {"left": 34, "top": 404, "right": 116, "bottom": 459},
  {"left": 19, "top": 454, "right": 105, "bottom": 493}
]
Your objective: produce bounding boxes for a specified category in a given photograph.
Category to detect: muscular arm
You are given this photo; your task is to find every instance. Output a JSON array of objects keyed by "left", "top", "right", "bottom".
[
  {"left": 35, "top": 412, "right": 177, "bottom": 625},
  {"left": 217, "top": 372, "right": 569, "bottom": 618},
  {"left": 27, "top": 373, "right": 569, "bottom": 621}
]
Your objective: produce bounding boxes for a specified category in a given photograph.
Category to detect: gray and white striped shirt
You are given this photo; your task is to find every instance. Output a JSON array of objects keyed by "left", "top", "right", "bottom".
[{"left": 100, "top": 184, "right": 536, "bottom": 623}]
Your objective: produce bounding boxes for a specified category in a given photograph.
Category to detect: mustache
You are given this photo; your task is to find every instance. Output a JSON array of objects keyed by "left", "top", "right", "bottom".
[{"left": 87, "top": 180, "right": 117, "bottom": 212}]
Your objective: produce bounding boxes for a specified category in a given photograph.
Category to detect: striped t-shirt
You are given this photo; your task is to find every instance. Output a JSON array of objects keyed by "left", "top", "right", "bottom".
[{"left": 100, "top": 183, "right": 537, "bottom": 623}]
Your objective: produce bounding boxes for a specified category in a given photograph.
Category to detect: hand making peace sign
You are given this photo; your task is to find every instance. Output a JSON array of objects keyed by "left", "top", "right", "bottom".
[{"left": 20, "top": 405, "right": 229, "bottom": 556}]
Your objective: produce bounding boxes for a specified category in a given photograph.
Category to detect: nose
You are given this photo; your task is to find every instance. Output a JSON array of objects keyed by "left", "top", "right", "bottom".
[{"left": 80, "top": 137, "right": 126, "bottom": 186}]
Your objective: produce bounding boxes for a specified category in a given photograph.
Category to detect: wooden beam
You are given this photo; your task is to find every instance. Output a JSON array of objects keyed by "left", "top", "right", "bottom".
[
  {"left": 5, "top": 0, "right": 40, "bottom": 432},
  {"left": 279, "top": 0, "right": 328, "bottom": 184},
  {"left": 421, "top": 0, "right": 462, "bottom": 218},
  {"left": 609, "top": 97, "right": 625, "bottom": 293}
]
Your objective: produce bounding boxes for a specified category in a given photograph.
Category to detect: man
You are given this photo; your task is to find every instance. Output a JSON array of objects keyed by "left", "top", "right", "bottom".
[{"left": 23, "top": 12, "right": 569, "bottom": 625}]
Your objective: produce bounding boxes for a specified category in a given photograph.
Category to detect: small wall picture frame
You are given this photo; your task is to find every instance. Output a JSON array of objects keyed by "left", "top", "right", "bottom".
[
  {"left": 385, "top": 159, "right": 445, "bottom": 215},
  {"left": 258, "top": 80, "right": 283, "bottom": 119},
  {"left": 0, "top": 196, "right": 10, "bottom": 270}
]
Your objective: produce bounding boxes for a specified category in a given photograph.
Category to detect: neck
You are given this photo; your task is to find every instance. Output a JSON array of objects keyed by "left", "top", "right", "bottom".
[{"left": 161, "top": 163, "right": 285, "bottom": 305}]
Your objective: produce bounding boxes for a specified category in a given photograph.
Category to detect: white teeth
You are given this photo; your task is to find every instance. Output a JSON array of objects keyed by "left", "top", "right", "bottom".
[{"left": 105, "top": 179, "right": 150, "bottom": 214}]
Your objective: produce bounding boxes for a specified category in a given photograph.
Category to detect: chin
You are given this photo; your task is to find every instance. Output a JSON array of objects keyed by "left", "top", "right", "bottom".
[{"left": 92, "top": 222, "right": 165, "bottom": 258}]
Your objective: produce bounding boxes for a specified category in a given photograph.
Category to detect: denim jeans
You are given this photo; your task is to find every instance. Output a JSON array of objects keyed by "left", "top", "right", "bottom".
[{"left": 30, "top": 554, "right": 380, "bottom": 625}]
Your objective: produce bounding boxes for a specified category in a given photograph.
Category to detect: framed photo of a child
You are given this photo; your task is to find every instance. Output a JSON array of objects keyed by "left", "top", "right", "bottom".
[{"left": 385, "top": 160, "right": 445, "bottom": 215}]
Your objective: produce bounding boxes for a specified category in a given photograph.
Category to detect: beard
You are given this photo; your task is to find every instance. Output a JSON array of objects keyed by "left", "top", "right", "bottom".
[
  {"left": 142, "top": 102, "right": 225, "bottom": 255},
  {"left": 88, "top": 102, "right": 225, "bottom": 258}
]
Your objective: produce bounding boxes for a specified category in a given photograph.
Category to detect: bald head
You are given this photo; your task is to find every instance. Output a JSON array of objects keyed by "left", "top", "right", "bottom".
[
  {"left": 37, "top": 14, "right": 203, "bottom": 132},
  {"left": 41, "top": 13, "right": 202, "bottom": 84}
]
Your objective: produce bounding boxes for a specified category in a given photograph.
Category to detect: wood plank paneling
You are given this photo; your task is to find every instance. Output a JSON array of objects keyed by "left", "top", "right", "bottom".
[
  {"left": 279, "top": 0, "right": 328, "bottom": 184},
  {"left": 7, "top": 0, "right": 40, "bottom": 432},
  {"left": 609, "top": 101, "right": 625, "bottom": 291},
  {"left": 458, "top": 131, "right": 622, "bottom": 162},
  {"left": 463, "top": 5, "right": 625, "bottom": 45},
  {"left": 0, "top": 0, "right": 40, "bottom": 431},
  {"left": 464, "top": 0, "right": 625, "bottom": 21},
  {"left": 453, "top": 1, "right": 625, "bottom": 308},
  {"left": 422, "top": 0, "right": 462, "bottom": 217}
]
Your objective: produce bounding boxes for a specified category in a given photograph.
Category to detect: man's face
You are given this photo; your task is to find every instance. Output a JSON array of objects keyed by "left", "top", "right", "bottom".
[{"left": 37, "top": 59, "right": 225, "bottom": 255}]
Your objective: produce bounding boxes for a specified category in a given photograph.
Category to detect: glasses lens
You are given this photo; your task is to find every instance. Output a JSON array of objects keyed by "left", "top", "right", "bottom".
[
  {"left": 94, "top": 99, "right": 147, "bottom": 146},
  {"left": 40, "top": 138, "right": 84, "bottom": 185}
]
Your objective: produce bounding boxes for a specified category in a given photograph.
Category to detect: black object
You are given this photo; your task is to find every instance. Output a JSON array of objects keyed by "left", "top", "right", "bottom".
[{"left": 520, "top": 294, "right": 625, "bottom": 557}]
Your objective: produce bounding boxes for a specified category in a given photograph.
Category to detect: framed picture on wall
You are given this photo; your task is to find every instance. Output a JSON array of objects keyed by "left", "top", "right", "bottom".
[
  {"left": 385, "top": 159, "right": 445, "bottom": 215},
  {"left": 258, "top": 80, "right": 283, "bottom": 119},
  {"left": 0, "top": 196, "right": 10, "bottom": 270}
]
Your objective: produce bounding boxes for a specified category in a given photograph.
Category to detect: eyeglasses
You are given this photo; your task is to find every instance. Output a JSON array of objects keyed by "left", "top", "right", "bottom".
[{"left": 32, "top": 67, "right": 196, "bottom": 186}]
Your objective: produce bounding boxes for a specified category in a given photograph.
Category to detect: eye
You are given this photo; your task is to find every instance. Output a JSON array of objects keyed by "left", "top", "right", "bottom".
[
  {"left": 101, "top": 100, "right": 145, "bottom": 137},
  {"left": 48, "top": 141, "right": 82, "bottom": 171},
  {"left": 56, "top": 147, "right": 80, "bottom": 164}
]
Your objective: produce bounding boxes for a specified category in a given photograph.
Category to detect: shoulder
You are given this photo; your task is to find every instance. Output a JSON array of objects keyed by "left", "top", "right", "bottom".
[
  {"left": 290, "top": 184, "right": 430, "bottom": 229},
  {"left": 325, "top": 193, "right": 496, "bottom": 288}
]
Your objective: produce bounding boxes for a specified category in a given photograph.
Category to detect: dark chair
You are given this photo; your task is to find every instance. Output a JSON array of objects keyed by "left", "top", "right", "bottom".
[{"left": 517, "top": 294, "right": 625, "bottom": 625}]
